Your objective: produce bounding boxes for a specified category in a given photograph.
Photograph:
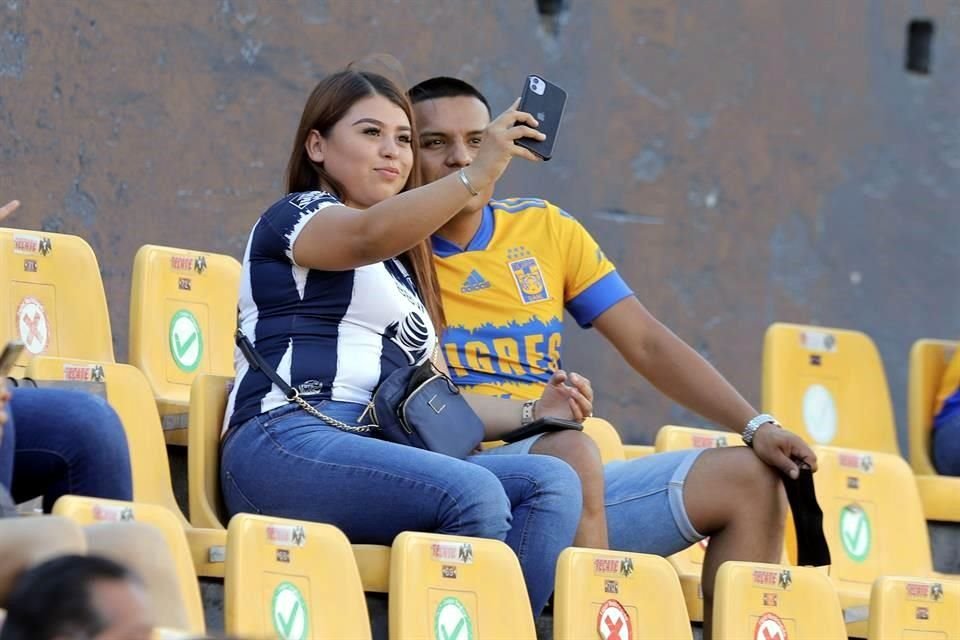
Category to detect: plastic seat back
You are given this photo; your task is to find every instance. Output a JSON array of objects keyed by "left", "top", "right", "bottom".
[
  {"left": 128, "top": 245, "right": 240, "bottom": 442},
  {"left": 868, "top": 575, "right": 960, "bottom": 640},
  {"left": 812, "top": 445, "right": 932, "bottom": 592},
  {"left": 225, "top": 514, "right": 370, "bottom": 640},
  {"left": 0, "top": 228, "right": 114, "bottom": 375},
  {"left": 54, "top": 496, "right": 205, "bottom": 634},
  {"left": 908, "top": 339, "right": 958, "bottom": 476},
  {"left": 583, "top": 416, "right": 626, "bottom": 462},
  {"left": 554, "top": 547, "right": 692, "bottom": 640},
  {"left": 763, "top": 322, "right": 899, "bottom": 453},
  {"left": 0, "top": 516, "right": 85, "bottom": 604},
  {"left": 389, "top": 531, "right": 536, "bottom": 640},
  {"left": 714, "top": 561, "right": 846, "bottom": 640},
  {"left": 187, "top": 373, "right": 232, "bottom": 530}
]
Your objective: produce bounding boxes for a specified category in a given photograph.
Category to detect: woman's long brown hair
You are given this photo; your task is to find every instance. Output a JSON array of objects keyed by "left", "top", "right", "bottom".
[{"left": 285, "top": 70, "right": 446, "bottom": 333}]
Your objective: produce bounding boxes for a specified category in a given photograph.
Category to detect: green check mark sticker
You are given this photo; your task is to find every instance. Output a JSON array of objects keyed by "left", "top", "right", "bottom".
[
  {"left": 272, "top": 581, "right": 308, "bottom": 640},
  {"left": 839, "top": 503, "right": 871, "bottom": 562},
  {"left": 169, "top": 310, "right": 203, "bottom": 372},
  {"left": 434, "top": 597, "right": 473, "bottom": 640}
]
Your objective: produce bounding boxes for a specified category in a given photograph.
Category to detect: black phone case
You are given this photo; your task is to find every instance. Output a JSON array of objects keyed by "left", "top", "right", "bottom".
[
  {"left": 517, "top": 75, "right": 567, "bottom": 161},
  {"left": 500, "top": 416, "right": 583, "bottom": 443}
]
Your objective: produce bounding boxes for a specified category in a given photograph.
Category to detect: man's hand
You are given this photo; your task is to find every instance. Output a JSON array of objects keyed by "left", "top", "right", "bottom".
[
  {"left": 751, "top": 424, "right": 818, "bottom": 479},
  {"left": 0, "top": 381, "right": 10, "bottom": 439},
  {"left": 536, "top": 370, "right": 593, "bottom": 422},
  {"left": 0, "top": 200, "right": 20, "bottom": 223}
]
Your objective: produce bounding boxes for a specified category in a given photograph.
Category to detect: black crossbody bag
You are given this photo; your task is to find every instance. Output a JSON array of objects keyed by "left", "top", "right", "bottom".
[{"left": 235, "top": 330, "right": 485, "bottom": 459}]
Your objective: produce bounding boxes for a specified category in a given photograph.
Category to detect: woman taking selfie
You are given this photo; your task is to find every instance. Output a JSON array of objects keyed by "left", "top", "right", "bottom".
[{"left": 220, "top": 66, "right": 591, "bottom": 615}]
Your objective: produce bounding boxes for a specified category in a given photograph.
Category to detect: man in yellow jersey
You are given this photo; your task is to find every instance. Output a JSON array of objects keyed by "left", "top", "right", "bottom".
[
  {"left": 410, "top": 77, "right": 817, "bottom": 636},
  {"left": 932, "top": 347, "right": 960, "bottom": 475}
]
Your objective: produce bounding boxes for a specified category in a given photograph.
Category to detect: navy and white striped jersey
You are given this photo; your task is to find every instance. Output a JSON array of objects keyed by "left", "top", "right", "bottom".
[{"left": 224, "top": 190, "right": 437, "bottom": 432}]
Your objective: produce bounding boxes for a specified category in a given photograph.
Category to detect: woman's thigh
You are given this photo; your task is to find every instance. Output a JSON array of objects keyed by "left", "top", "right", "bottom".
[{"left": 221, "top": 405, "right": 513, "bottom": 544}]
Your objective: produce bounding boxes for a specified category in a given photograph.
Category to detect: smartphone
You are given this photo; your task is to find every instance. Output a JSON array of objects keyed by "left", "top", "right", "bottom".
[
  {"left": 501, "top": 415, "right": 583, "bottom": 443},
  {"left": 0, "top": 340, "right": 25, "bottom": 377},
  {"left": 516, "top": 75, "right": 567, "bottom": 161}
]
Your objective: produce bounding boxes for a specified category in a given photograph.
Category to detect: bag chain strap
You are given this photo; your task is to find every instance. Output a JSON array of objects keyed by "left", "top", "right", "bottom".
[
  {"left": 288, "top": 389, "right": 377, "bottom": 434},
  {"left": 236, "top": 328, "right": 378, "bottom": 435}
]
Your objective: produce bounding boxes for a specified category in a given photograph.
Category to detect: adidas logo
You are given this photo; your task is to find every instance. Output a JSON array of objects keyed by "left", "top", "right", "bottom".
[{"left": 461, "top": 269, "right": 491, "bottom": 293}]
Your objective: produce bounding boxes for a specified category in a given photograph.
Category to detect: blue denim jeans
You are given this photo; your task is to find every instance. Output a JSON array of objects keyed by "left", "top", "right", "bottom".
[
  {"left": 485, "top": 435, "right": 708, "bottom": 555},
  {"left": 0, "top": 387, "right": 133, "bottom": 511},
  {"left": 220, "top": 400, "right": 582, "bottom": 615},
  {"left": 932, "top": 409, "right": 960, "bottom": 476}
]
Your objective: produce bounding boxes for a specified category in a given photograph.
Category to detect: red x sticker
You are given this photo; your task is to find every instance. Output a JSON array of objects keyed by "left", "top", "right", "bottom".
[{"left": 597, "top": 599, "right": 631, "bottom": 640}]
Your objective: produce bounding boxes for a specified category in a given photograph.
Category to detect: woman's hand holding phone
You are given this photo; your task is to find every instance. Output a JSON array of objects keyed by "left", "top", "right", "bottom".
[{"left": 464, "top": 99, "right": 545, "bottom": 189}]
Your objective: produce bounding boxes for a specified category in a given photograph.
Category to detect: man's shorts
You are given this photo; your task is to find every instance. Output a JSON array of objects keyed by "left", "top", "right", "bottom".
[{"left": 481, "top": 434, "right": 708, "bottom": 556}]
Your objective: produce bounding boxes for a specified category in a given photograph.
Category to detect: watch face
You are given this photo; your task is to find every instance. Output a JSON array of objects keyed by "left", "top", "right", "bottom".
[{"left": 802, "top": 384, "right": 837, "bottom": 444}]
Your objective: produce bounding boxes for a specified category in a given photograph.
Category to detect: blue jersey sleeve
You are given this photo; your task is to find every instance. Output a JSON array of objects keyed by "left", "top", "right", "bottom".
[{"left": 566, "top": 271, "right": 633, "bottom": 327}]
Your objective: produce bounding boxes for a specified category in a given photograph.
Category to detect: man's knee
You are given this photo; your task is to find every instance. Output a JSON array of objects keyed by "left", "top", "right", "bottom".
[
  {"left": 695, "top": 448, "right": 788, "bottom": 518},
  {"left": 532, "top": 429, "right": 603, "bottom": 477}
]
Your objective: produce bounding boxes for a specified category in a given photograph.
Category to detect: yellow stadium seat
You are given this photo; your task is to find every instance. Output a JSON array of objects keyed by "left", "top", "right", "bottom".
[
  {"left": 654, "top": 425, "right": 735, "bottom": 622},
  {"left": 389, "top": 531, "right": 536, "bottom": 640},
  {"left": 480, "top": 416, "right": 626, "bottom": 463},
  {"left": 554, "top": 547, "right": 692, "bottom": 640},
  {"left": 58, "top": 499, "right": 205, "bottom": 635},
  {"left": 187, "top": 373, "right": 232, "bottom": 531},
  {"left": 654, "top": 424, "right": 737, "bottom": 451},
  {"left": 583, "top": 416, "right": 626, "bottom": 463},
  {"left": 0, "top": 228, "right": 114, "bottom": 376},
  {"left": 225, "top": 514, "right": 370, "bottom": 640},
  {"left": 128, "top": 245, "right": 240, "bottom": 446},
  {"left": 0, "top": 516, "right": 86, "bottom": 604},
  {"left": 623, "top": 444, "right": 655, "bottom": 459},
  {"left": 868, "top": 576, "right": 960, "bottom": 639},
  {"left": 762, "top": 322, "right": 899, "bottom": 453},
  {"left": 187, "top": 373, "right": 392, "bottom": 592},
  {"left": 765, "top": 323, "right": 960, "bottom": 522},
  {"left": 812, "top": 445, "right": 957, "bottom": 637},
  {"left": 908, "top": 339, "right": 960, "bottom": 522},
  {"left": 713, "top": 561, "right": 846, "bottom": 640},
  {"left": 24, "top": 357, "right": 227, "bottom": 578}
]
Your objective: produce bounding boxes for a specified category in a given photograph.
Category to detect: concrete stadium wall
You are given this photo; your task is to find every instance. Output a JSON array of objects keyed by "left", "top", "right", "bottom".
[{"left": 2, "top": 1, "right": 958, "bottom": 445}]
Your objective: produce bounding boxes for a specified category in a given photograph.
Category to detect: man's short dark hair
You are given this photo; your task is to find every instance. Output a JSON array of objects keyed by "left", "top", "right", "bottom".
[
  {"left": 408, "top": 76, "right": 491, "bottom": 115},
  {"left": 0, "top": 554, "right": 139, "bottom": 640}
]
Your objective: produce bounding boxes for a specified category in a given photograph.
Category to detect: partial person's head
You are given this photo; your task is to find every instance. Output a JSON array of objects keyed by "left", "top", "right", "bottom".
[
  {"left": 0, "top": 554, "right": 152, "bottom": 640},
  {"left": 409, "top": 77, "right": 494, "bottom": 214},
  {"left": 287, "top": 69, "right": 420, "bottom": 208}
]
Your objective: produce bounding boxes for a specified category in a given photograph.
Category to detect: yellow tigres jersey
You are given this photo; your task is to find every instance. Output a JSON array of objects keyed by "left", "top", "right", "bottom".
[{"left": 433, "top": 198, "right": 632, "bottom": 400}]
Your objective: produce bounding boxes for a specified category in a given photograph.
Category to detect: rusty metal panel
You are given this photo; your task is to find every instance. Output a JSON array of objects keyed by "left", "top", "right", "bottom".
[{"left": 2, "top": 1, "right": 957, "bottom": 445}]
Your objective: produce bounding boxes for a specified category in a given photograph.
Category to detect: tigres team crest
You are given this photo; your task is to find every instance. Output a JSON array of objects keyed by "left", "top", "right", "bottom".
[{"left": 508, "top": 256, "right": 549, "bottom": 304}]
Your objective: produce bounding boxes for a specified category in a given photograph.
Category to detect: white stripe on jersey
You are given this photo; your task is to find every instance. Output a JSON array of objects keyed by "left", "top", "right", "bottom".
[
  {"left": 223, "top": 220, "right": 258, "bottom": 435},
  {"left": 261, "top": 338, "right": 294, "bottom": 414}
]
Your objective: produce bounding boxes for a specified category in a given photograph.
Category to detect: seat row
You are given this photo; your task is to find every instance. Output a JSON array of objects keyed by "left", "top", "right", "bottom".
[
  {"left": 32, "top": 357, "right": 952, "bottom": 638},
  {"left": 6, "top": 496, "right": 958, "bottom": 640},
  {"left": 2, "top": 227, "right": 959, "bottom": 637},
  {"left": 2, "top": 229, "right": 954, "bottom": 508}
]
